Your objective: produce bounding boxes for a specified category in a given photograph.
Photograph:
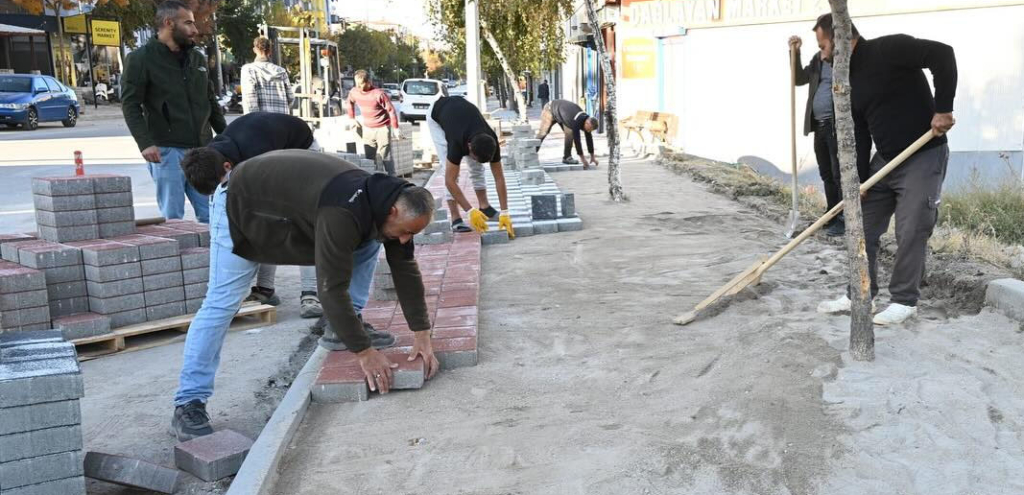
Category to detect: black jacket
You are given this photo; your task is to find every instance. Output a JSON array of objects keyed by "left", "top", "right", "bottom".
[
  {"left": 537, "top": 83, "right": 550, "bottom": 99},
  {"left": 226, "top": 150, "right": 430, "bottom": 352},
  {"left": 548, "top": 99, "right": 594, "bottom": 156},
  {"left": 209, "top": 112, "right": 313, "bottom": 165},
  {"left": 792, "top": 48, "right": 826, "bottom": 136}
]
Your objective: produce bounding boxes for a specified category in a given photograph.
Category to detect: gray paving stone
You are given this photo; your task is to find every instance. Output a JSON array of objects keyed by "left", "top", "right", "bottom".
[
  {"left": 37, "top": 225, "right": 99, "bottom": 243},
  {"left": 31, "top": 176, "right": 95, "bottom": 196},
  {"left": 107, "top": 308, "right": 147, "bottom": 328},
  {"left": 174, "top": 429, "right": 253, "bottom": 482},
  {"left": 0, "top": 399, "right": 81, "bottom": 436},
  {"left": 89, "top": 174, "right": 132, "bottom": 193},
  {"left": 143, "top": 272, "right": 183, "bottom": 291},
  {"left": 414, "top": 231, "right": 453, "bottom": 245},
  {"left": 184, "top": 282, "right": 207, "bottom": 300},
  {"left": 0, "top": 450, "right": 84, "bottom": 489},
  {"left": 185, "top": 298, "right": 204, "bottom": 314},
  {"left": 161, "top": 230, "right": 200, "bottom": 249},
  {"left": 98, "top": 222, "right": 137, "bottom": 239},
  {"left": 53, "top": 313, "right": 111, "bottom": 340},
  {"left": 179, "top": 248, "right": 209, "bottom": 269},
  {"left": 557, "top": 217, "right": 584, "bottom": 232},
  {"left": 312, "top": 380, "right": 369, "bottom": 403},
  {"left": 0, "top": 425, "right": 83, "bottom": 462},
  {"left": 84, "top": 262, "right": 142, "bottom": 283},
  {"left": 0, "top": 236, "right": 37, "bottom": 262},
  {"left": 0, "top": 263, "right": 47, "bottom": 293},
  {"left": 985, "top": 278, "right": 1024, "bottom": 321},
  {"left": 0, "top": 475, "right": 86, "bottom": 495},
  {"left": 88, "top": 293, "right": 145, "bottom": 314},
  {"left": 182, "top": 267, "right": 209, "bottom": 285},
  {"left": 32, "top": 194, "right": 95, "bottom": 212},
  {"left": 144, "top": 287, "right": 185, "bottom": 306},
  {"left": 17, "top": 242, "right": 82, "bottom": 269},
  {"left": 1, "top": 289, "right": 48, "bottom": 312},
  {"left": 83, "top": 451, "right": 179, "bottom": 494},
  {"left": 198, "top": 230, "right": 210, "bottom": 247},
  {"left": 2, "top": 305, "right": 51, "bottom": 327},
  {"left": 95, "top": 206, "right": 135, "bottom": 224},
  {"left": 85, "top": 278, "right": 143, "bottom": 299},
  {"left": 422, "top": 219, "right": 449, "bottom": 235},
  {"left": 513, "top": 223, "right": 535, "bottom": 237},
  {"left": 34, "top": 209, "right": 98, "bottom": 228},
  {"left": 115, "top": 235, "right": 179, "bottom": 260},
  {"left": 433, "top": 207, "right": 448, "bottom": 221},
  {"left": 0, "top": 341, "right": 75, "bottom": 363},
  {"left": 48, "top": 297, "right": 89, "bottom": 318},
  {"left": 46, "top": 280, "right": 87, "bottom": 300},
  {"left": 532, "top": 220, "right": 559, "bottom": 235},
  {"left": 93, "top": 192, "right": 133, "bottom": 208},
  {"left": 141, "top": 257, "right": 181, "bottom": 276},
  {"left": 531, "top": 195, "right": 558, "bottom": 220},
  {"left": 146, "top": 301, "right": 186, "bottom": 321},
  {"left": 561, "top": 193, "right": 576, "bottom": 217},
  {"left": 481, "top": 231, "right": 510, "bottom": 245},
  {"left": 71, "top": 240, "right": 139, "bottom": 267},
  {"left": 0, "top": 330, "right": 62, "bottom": 348},
  {"left": 438, "top": 349, "right": 479, "bottom": 370},
  {"left": 41, "top": 264, "right": 85, "bottom": 285}
]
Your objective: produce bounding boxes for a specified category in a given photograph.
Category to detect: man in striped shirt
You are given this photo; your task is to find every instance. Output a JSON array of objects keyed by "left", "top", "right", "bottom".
[
  {"left": 240, "top": 37, "right": 293, "bottom": 115},
  {"left": 347, "top": 70, "right": 401, "bottom": 176}
]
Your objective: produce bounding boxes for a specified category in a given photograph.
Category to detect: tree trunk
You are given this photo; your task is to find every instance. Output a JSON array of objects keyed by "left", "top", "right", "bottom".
[
  {"left": 830, "top": 0, "right": 874, "bottom": 361},
  {"left": 480, "top": 22, "right": 527, "bottom": 123},
  {"left": 54, "top": 9, "right": 67, "bottom": 84},
  {"left": 584, "top": 0, "right": 624, "bottom": 201}
]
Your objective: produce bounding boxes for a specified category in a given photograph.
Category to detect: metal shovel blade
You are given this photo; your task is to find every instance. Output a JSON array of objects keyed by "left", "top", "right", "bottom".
[{"left": 784, "top": 209, "right": 800, "bottom": 238}]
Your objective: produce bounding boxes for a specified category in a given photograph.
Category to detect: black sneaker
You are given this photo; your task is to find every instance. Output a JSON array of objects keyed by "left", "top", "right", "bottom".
[
  {"left": 480, "top": 206, "right": 499, "bottom": 221},
  {"left": 826, "top": 218, "right": 846, "bottom": 237},
  {"left": 245, "top": 287, "right": 281, "bottom": 306},
  {"left": 318, "top": 316, "right": 397, "bottom": 351},
  {"left": 451, "top": 218, "right": 473, "bottom": 233},
  {"left": 562, "top": 157, "right": 579, "bottom": 165},
  {"left": 171, "top": 400, "right": 213, "bottom": 441}
]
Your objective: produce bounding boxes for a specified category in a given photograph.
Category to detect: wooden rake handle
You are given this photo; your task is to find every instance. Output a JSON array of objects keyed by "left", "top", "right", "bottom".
[{"left": 674, "top": 129, "right": 936, "bottom": 325}]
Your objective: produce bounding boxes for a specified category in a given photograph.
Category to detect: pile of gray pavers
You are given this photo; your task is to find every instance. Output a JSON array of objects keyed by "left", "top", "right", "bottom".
[
  {"left": 0, "top": 175, "right": 211, "bottom": 341},
  {"left": 478, "top": 167, "right": 583, "bottom": 243},
  {"left": 0, "top": 330, "right": 87, "bottom": 494}
]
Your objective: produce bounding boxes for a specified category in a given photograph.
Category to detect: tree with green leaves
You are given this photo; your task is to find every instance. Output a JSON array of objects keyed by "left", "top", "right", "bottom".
[
  {"left": 216, "top": 0, "right": 262, "bottom": 64},
  {"left": 429, "top": 0, "right": 572, "bottom": 115}
]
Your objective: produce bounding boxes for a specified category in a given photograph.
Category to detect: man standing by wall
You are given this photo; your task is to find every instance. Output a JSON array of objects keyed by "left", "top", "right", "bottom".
[
  {"left": 240, "top": 36, "right": 293, "bottom": 115},
  {"left": 790, "top": 34, "right": 845, "bottom": 237},
  {"left": 813, "top": 14, "right": 957, "bottom": 325},
  {"left": 121, "top": 0, "right": 225, "bottom": 223},
  {"left": 537, "top": 79, "right": 550, "bottom": 109},
  {"left": 347, "top": 70, "right": 401, "bottom": 176}
]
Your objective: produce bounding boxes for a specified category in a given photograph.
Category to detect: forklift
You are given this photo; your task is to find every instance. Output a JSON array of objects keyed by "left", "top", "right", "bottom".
[{"left": 258, "top": 24, "right": 343, "bottom": 126}]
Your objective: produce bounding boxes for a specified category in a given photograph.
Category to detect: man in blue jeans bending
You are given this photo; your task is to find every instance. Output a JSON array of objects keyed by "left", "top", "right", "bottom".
[{"left": 172, "top": 149, "right": 440, "bottom": 440}]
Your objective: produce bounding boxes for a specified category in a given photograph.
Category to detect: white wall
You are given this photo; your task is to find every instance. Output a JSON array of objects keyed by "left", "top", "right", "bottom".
[{"left": 616, "top": 5, "right": 1024, "bottom": 185}]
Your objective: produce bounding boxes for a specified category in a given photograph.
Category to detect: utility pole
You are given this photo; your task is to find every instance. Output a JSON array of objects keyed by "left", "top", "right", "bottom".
[{"left": 464, "top": 0, "right": 482, "bottom": 109}]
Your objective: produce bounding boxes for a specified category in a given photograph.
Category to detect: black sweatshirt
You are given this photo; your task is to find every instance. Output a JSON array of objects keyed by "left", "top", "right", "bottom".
[
  {"left": 851, "top": 34, "right": 957, "bottom": 173},
  {"left": 549, "top": 100, "right": 595, "bottom": 157},
  {"left": 430, "top": 97, "right": 501, "bottom": 164},
  {"left": 209, "top": 112, "right": 314, "bottom": 165}
]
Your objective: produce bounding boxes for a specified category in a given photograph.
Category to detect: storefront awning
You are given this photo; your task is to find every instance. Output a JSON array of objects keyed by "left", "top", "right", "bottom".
[{"left": 0, "top": 23, "right": 46, "bottom": 36}]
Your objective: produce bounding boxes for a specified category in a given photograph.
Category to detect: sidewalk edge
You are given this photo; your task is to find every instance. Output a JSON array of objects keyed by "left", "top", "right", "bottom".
[{"left": 226, "top": 345, "right": 328, "bottom": 495}]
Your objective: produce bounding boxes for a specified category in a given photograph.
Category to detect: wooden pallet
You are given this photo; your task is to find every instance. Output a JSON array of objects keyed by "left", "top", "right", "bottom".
[{"left": 73, "top": 303, "right": 277, "bottom": 361}]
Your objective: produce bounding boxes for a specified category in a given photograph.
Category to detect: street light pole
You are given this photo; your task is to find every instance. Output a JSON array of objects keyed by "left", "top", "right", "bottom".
[{"left": 464, "top": 0, "right": 482, "bottom": 109}]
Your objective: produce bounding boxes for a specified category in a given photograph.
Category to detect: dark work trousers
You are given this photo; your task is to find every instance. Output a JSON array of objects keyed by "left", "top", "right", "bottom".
[
  {"left": 862, "top": 143, "right": 949, "bottom": 306},
  {"left": 813, "top": 119, "right": 843, "bottom": 222},
  {"left": 535, "top": 104, "right": 575, "bottom": 160}
]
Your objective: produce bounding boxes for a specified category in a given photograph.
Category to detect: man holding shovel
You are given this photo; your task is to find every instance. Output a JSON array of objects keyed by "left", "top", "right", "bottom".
[
  {"left": 812, "top": 14, "right": 957, "bottom": 325},
  {"left": 790, "top": 35, "right": 846, "bottom": 237}
]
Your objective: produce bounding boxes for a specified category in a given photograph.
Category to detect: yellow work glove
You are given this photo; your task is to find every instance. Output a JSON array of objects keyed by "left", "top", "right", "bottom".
[
  {"left": 498, "top": 211, "right": 515, "bottom": 239},
  {"left": 467, "top": 208, "right": 489, "bottom": 233}
]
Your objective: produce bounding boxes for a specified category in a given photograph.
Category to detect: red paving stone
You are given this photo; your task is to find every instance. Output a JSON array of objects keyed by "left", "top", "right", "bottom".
[{"left": 313, "top": 168, "right": 485, "bottom": 400}]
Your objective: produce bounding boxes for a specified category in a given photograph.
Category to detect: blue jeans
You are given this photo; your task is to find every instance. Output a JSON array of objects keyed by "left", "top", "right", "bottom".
[
  {"left": 148, "top": 146, "right": 210, "bottom": 224},
  {"left": 174, "top": 183, "right": 382, "bottom": 406}
]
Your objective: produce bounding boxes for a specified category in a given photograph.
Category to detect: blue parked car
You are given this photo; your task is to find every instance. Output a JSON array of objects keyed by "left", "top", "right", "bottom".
[{"left": 0, "top": 74, "right": 81, "bottom": 131}]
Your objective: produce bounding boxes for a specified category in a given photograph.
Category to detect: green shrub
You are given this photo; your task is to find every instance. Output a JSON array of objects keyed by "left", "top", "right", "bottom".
[{"left": 941, "top": 176, "right": 1024, "bottom": 245}]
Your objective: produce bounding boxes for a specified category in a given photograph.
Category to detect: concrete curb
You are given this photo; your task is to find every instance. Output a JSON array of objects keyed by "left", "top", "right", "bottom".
[
  {"left": 984, "top": 278, "right": 1024, "bottom": 321},
  {"left": 225, "top": 345, "right": 327, "bottom": 495}
]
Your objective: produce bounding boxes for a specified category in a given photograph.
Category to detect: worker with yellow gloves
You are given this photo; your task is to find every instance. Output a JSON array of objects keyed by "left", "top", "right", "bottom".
[{"left": 426, "top": 96, "right": 513, "bottom": 238}]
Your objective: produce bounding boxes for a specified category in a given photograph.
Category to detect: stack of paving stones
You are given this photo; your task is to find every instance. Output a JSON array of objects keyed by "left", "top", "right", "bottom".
[
  {"left": 78, "top": 238, "right": 146, "bottom": 329},
  {"left": 18, "top": 241, "right": 88, "bottom": 323},
  {"left": 125, "top": 235, "right": 186, "bottom": 322},
  {"left": 0, "top": 261, "right": 51, "bottom": 332},
  {"left": 334, "top": 152, "right": 378, "bottom": 174},
  {"left": 180, "top": 247, "right": 209, "bottom": 314},
  {"left": 392, "top": 122, "right": 416, "bottom": 177},
  {"left": 314, "top": 234, "right": 481, "bottom": 402},
  {"left": 32, "top": 175, "right": 135, "bottom": 242},
  {"left": 0, "top": 330, "right": 86, "bottom": 495}
]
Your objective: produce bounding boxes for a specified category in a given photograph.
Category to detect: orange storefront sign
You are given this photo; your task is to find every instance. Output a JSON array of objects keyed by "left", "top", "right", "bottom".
[{"left": 622, "top": 37, "right": 656, "bottom": 79}]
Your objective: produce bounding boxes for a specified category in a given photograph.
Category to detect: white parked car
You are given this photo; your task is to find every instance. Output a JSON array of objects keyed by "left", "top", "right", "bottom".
[
  {"left": 382, "top": 83, "right": 401, "bottom": 101},
  {"left": 399, "top": 78, "right": 447, "bottom": 122},
  {"left": 448, "top": 84, "right": 468, "bottom": 98}
]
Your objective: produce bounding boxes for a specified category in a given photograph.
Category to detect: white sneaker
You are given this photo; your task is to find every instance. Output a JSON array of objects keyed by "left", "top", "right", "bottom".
[
  {"left": 817, "top": 295, "right": 876, "bottom": 314},
  {"left": 872, "top": 303, "right": 917, "bottom": 326},
  {"left": 817, "top": 295, "right": 851, "bottom": 314}
]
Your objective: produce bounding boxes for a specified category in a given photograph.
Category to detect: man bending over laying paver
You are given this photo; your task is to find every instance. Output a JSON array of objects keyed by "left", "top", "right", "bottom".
[
  {"left": 427, "top": 96, "right": 514, "bottom": 237},
  {"left": 536, "top": 99, "right": 600, "bottom": 168},
  {"left": 171, "top": 149, "right": 440, "bottom": 441}
]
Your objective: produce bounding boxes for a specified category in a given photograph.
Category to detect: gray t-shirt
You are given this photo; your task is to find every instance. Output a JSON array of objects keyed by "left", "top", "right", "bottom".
[{"left": 812, "top": 61, "right": 834, "bottom": 121}]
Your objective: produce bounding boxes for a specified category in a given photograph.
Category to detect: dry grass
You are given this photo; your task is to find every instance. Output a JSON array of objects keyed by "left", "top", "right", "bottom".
[{"left": 940, "top": 176, "right": 1024, "bottom": 246}]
